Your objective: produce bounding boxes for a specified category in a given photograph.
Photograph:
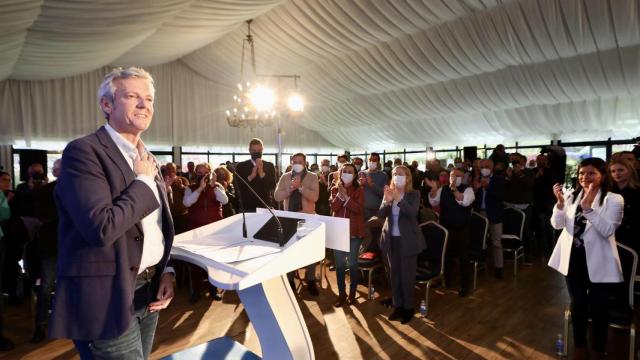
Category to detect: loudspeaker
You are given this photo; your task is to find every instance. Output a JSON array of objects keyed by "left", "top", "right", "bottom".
[
  {"left": 463, "top": 146, "right": 477, "bottom": 162},
  {"left": 19, "top": 150, "right": 47, "bottom": 181}
]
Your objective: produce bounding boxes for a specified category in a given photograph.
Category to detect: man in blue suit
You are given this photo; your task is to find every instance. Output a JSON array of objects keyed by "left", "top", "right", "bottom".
[
  {"left": 50, "top": 67, "right": 175, "bottom": 360},
  {"left": 474, "top": 159, "right": 506, "bottom": 279}
]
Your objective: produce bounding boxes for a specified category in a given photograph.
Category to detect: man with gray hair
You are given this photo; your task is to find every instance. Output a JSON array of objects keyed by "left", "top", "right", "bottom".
[{"left": 50, "top": 67, "right": 175, "bottom": 359}]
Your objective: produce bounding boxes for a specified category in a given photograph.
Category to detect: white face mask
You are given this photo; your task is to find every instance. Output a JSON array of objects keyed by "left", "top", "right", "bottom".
[
  {"left": 355, "top": 164, "right": 362, "bottom": 171},
  {"left": 481, "top": 168, "right": 491, "bottom": 177},
  {"left": 341, "top": 173, "right": 354, "bottom": 184},
  {"left": 455, "top": 177, "right": 462, "bottom": 187},
  {"left": 455, "top": 163, "right": 463, "bottom": 169},
  {"left": 292, "top": 164, "right": 304, "bottom": 173},
  {"left": 368, "top": 162, "right": 377, "bottom": 170},
  {"left": 321, "top": 165, "right": 330, "bottom": 173},
  {"left": 393, "top": 175, "right": 406, "bottom": 188}
]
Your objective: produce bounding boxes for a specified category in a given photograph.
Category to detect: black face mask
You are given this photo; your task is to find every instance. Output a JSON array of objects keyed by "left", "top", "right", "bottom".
[{"left": 251, "top": 152, "right": 262, "bottom": 160}]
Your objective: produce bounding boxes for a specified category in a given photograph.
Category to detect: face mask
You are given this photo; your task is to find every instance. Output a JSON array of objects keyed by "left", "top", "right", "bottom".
[
  {"left": 341, "top": 173, "right": 354, "bottom": 184},
  {"left": 251, "top": 152, "right": 262, "bottom": 160},
  {"left": 292, "top": 164, "right": 304, "bottom": 173},
  {"left": 321, "top": 165, "right": 330, "bottom": 173},
  {"left": 355, "top": 164, "right": 362, "bottom": 172},
  {"left": 455, "top": 163, "right": 463, "bottom": 169},
  {"left": 481, "top": 168, "right": 491, "bottom": 177},
  {"left": 384, "top": 166, "right": 391, "bottom": 172},
  {"left": 455, "top": 177, "right": 462, "bottom": 187},
  {"left": 439, "top": 176, "right": 448, "bottom": 185},
  {"left": 311, "top": 168, "right": 319, "bottom": 173},
  {"left": 368, "top": 162, "right": 377, "bottom": 170},
  {"left": 393, "top": 175, "right": 406, "bottom": 188}
]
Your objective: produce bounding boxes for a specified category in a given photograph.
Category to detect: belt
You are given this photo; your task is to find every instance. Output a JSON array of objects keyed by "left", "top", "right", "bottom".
[{"left": 136, "top": 265, "right": 157, "bottom": 284}]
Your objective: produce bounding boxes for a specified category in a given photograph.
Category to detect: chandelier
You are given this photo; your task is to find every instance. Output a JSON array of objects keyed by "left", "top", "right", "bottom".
[{"left": 226, "top": 20, "right": 304, "bottom": 129}]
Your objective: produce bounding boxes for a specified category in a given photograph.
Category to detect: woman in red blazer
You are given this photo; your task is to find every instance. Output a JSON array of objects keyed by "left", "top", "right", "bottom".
[{"left": 330, "top": 163, "right": 365, "bottom": 307}]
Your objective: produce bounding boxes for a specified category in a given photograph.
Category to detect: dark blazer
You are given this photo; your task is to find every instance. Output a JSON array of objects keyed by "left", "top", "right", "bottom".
[
  {"left": 234, "top": 159, "right": 276, "bottom": 212},
  {"left": 378, "top": 190, "right": 425, "bottom": 256},
  {"left": 474, "top": 175, "right": 505, "bottom": 224},
  {"left": 49, "top": 126, "right": 174, "bottom": 341}
]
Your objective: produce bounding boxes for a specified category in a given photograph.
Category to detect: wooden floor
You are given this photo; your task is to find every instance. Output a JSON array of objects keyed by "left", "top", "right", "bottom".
[{"left": 0, "top": 259, "right": 604, "bottom": 360}]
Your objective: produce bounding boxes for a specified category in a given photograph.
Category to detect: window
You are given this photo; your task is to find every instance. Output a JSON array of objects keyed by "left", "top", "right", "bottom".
[{"left": 181, "top": 154, "right": 209, "bottom": 173}]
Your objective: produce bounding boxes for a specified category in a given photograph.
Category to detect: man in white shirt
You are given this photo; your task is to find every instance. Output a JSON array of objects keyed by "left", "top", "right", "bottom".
[{"left": 50, "top": 67, "right": 175, "bottom": 360}]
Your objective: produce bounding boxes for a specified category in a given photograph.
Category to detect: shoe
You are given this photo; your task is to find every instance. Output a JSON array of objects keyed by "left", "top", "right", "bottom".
[
  {"left": 288, "top": 280, "right": 296, "bottom": 293},
  {"left": 388, "top": 307, "right": 403, "bottom": 321},
  {"left": 334, "top": 294, "right": 347, "bottom": 307},
  {"left": 458, "top": 288, "right": 469, "bottom": 297},
  {"left": 494, "top": 267, "right": 504, "bottom": 279},
  {"left": 400, "top": 308, "right": 414, "bottom": 324},
  {"left": 347, "top": 290, "right": 356, "bottom": 304},
  {"left": 189, "top": 293, "right": 200, "bottom": 304},
  {"left": 307, "top": 281, "right": 319, "bottom": 297},
  {"left": 379, "top": 297, "right": 392, "bottom": 308},
  {"left": 30, "top": 325, "right": 46, "bottom": 344},
  {"left": 0, "top": 337, "right": 14, "bottom": 352},
  {"left": 209, "top": 286, "right": 222, "bottom": 301}
]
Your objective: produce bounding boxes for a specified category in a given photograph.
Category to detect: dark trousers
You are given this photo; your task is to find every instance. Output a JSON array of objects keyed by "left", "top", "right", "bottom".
[
  {"left": 74, "top": 282, "right": 159, "bottom": 360},
  {"left": 334, "top": 236, "right": 361, "bottom": 295},
  {"left": 565, "top": 246, "right": 618, "bottom": 352},
  {"left": 35, "top": 256, "right": 57, "bottom": 327},
  {"left": 443, "top": 226, "right": 471, "bottom": 291},
  {"left": 387, "top": 236, "right": 417, "bottom": 310}
]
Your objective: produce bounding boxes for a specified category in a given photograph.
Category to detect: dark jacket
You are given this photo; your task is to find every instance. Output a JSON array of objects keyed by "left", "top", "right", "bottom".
[
  {"left": 49, "top": 126, "right": 174, "bottom": 341},
  {"left": 34, "top": 180, "right": 59, "bottom": 258},
  {"left": 234, "top": 159, "right": 276, "bottom": 212},
  {"left": 378, "top": 190, "right": 425, "bottom": 256},
  {"left": 474, "top": 175, "right": 505, "bottom": 224}
]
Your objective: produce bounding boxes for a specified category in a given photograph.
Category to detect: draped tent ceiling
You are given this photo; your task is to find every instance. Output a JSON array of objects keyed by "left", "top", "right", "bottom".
[{"left": 1, "top": 0, "right": 640, "bottom": 151}]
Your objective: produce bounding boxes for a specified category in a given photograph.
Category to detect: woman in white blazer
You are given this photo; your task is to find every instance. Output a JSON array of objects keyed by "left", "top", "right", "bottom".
[{"left": 548, "top": 158, "right": 624, "bottom": 359}]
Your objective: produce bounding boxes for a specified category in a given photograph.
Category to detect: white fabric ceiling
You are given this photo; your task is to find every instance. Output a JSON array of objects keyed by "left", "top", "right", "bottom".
[{"left": 1, "top": 0, "right": 640, "bottom": 151}]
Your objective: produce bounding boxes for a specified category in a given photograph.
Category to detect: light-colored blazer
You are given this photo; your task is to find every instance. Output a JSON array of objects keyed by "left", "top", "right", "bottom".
[
  {"left": 274, "top": 171, "right": 319, "bottom": 214},
  {"left": 547, "top": 189, "right": 624, "bottom": 283}
]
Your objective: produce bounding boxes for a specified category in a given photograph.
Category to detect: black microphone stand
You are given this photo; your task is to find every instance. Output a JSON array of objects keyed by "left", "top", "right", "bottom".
[{"left": 232, "top": 167, "right": 285, "bottom": 246}]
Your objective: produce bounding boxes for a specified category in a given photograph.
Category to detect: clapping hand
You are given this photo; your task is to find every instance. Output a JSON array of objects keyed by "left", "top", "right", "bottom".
[
  {"left": 449, "top": 172, "right": 457, "bottom": 190},
  {"left": 291, "top": 176, "right": 301, "bottom": 190},
  {"left": 383, "top": 185, "right": 393, "bottom": 202},
  {"left": 392, "top": 188, "right": 402, "bottom": 202},
  {"left": 424, "top": 178, "right": 438, "bottom": 189},
  {"left": 255, "top": 158, "right": 264, "bottom": 177},
  {"left": 580, "top": 183, "right": 597, "bottom": 211},
  {"left": 338, "top": 181, "right": 347, "bottom": 198},
  {"left": 553, "top": 183, "right": 565, "bottom": 209}
]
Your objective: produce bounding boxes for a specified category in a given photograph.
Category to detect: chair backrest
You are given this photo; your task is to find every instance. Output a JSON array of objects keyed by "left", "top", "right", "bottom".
[
  {"left": 502, "top": 206, "right": 525, "bottom": 240},
  {"left": 616, "top": 242, "right": 638, "bottom": 308},
  {"left": 418, "top": 221, "right": 448, "bottom": 274},
  {"left": 470, "top": 210, "right": 489, "bottom": 252}
]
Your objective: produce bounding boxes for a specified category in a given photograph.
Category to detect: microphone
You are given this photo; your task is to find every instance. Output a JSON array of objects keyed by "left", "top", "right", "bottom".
[{"left": 231, "top": 167, "right": 285, "bottom": 246}]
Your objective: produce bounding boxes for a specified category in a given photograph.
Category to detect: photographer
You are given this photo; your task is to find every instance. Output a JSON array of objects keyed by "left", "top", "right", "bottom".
[
  {"left": 183, "top": 163, "right": 228, "bottom": 303},
  {"left": 183, "top": 163, "right": 229, "bottom": 230},
  {"left": 504, "top": 153, "right": 535, "bottom": 263}
]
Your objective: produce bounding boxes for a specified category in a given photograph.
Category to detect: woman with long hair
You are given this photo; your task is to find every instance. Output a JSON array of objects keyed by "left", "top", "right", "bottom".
[
  {"left": 329, "top": 163, "right": 365, "bottom": 306},
  {"left": 608, "top": 156, "right": 640, "bottom": 255},
  {"left": 378, "top": 165, "right": 425, "bottom": 324},
  {"left": 548, "top": 157, "right": 624, "bottom": 359}
]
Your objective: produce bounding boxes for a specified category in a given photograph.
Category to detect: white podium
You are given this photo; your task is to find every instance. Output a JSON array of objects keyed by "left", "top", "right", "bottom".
[{"left": 170, "top": 210, "right": 342, "bottom": 360}]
